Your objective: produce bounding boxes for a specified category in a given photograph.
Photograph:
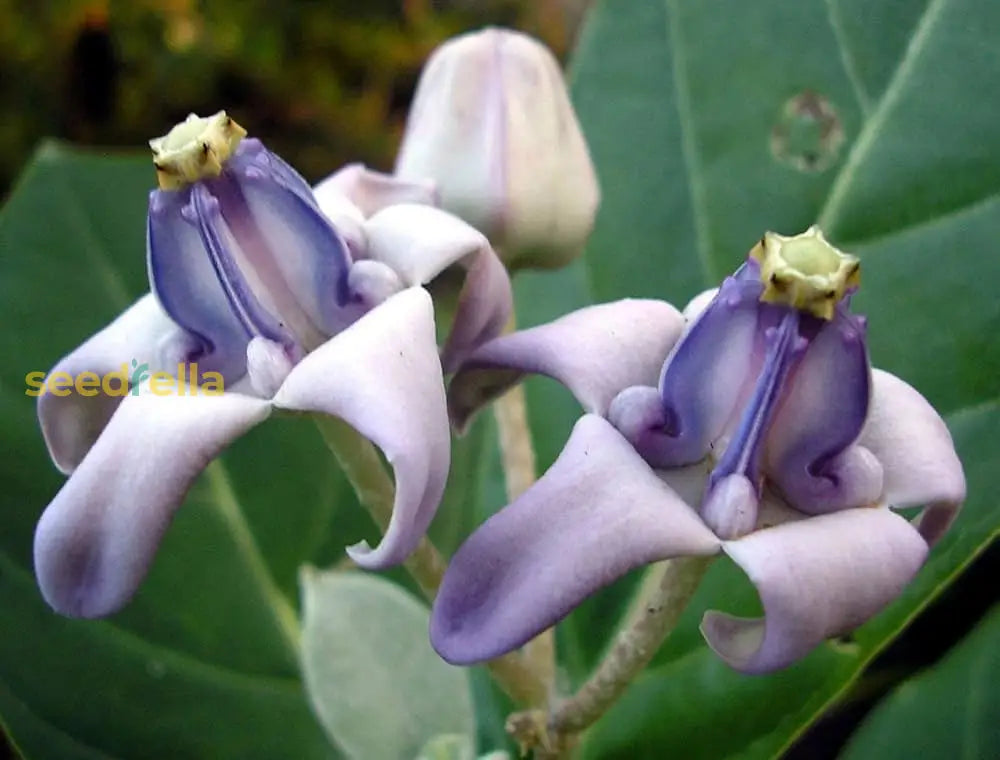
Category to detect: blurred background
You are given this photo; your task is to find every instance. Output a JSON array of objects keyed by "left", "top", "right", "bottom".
[{"left": 0, "top": 0, "right": 589, "bottom": 199}]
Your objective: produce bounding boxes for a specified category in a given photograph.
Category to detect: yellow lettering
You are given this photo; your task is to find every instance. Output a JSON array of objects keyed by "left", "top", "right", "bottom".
[
  {"left": 48, "top": 372, "right": 74, "bottom": 397},
  {"left": 24, "top": 371, "right": 46, "bottom": 397},
  {"left": 201, "top": 372, "right": 224, "bottom": 396},
  {"left": 150, "top": 371, "right": 174, "bottom": 395},
  {"left": 103, "top": 368, "right": 128, "bottom": 396},
  {"left": 75, "top": 371, "right": 100, "bottom": 397}
]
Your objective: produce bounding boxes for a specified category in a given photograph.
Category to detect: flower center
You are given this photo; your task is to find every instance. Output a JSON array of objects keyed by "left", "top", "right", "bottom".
[
  {"left": 150, "top": 112, "right": 247, "bottom": 190},
  {"left": 751, "top": 225, "right": 859, "bottom": 320}
]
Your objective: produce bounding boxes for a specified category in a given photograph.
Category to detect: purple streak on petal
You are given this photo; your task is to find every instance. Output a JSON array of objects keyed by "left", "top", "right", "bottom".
[
  {"left": 450, "top": 299, "right": 684, "bottom": 433},
  {"left": 655, "top": 274, "right": 762, "bottom": 465},
  {"left": 38, "top": 294, "right": 195, "bottom": 473},
  {"left": 313, "top": 163, "right": 437, "bottom": 218},
  {"left": 223, "top": 147, "right": 354, "bottom": 337},
  {"left": 859, "top": 370, "right": 966, "bottom": 544},
  {"left": 34, "top": 390, "right": 271, "bottom": 617},
  {"left": 272, "top": 288, "right": 450, "bottom": 569},
  {"left": 430, "top": 414, "right": 721, "bottom": 664},
  {"left": 708, "top": 307, "right": 801, "bottom": 492},
  {"left": 362, "top": 204, "right": 513, "bottom": 371},
  {"left": 232, "top": 139, "right": 318, "bottom": 208},
  {"left": 147, "top": 189, "right": 252, "bottom": 379},
  {"left": 702, "top": 507, "right": 928, "bottom": 674},
  {"left": 189, "top": 184, "right": 295, "bottom": 346},
  {"left": 766, "top": 306, "right": 881, "bottom": 514}
]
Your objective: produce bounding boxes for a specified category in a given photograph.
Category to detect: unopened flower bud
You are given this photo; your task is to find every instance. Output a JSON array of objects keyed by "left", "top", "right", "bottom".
[{"left": 395, "top": 27, "right": 600, "bottom": 271}]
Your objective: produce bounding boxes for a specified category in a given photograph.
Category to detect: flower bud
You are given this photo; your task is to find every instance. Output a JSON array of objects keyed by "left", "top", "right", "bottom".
[{"left": 394, "top": 27, "right": 600, "bottom": 271}]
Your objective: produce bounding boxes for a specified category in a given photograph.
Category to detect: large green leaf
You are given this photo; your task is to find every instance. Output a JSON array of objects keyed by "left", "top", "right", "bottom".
[
  {"left": 501, "top": 0, "right": 1000, "bottom": 756},
  {"left": 840, "top": 603, "right": 1000, "bottom": 759}
]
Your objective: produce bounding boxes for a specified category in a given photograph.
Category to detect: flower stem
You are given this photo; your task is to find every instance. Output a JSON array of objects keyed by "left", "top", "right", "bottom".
[
  {"left": 509, "top": 556, "right": 712, "bottom": 751},
  {"left": 313, "top": 415, "right": 547, "bottom": 706},
  {"left": 493, "top": 312, "right": 556, "bottom": 701}
]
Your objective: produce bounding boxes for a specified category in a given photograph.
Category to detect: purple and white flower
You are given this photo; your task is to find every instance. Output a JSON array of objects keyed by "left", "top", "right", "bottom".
[
  {"left": 34, "top": 112, "right": 512, "bottom": 618},
  {"left": 433, "top": 227, "right": 965, "bottom": 674}
]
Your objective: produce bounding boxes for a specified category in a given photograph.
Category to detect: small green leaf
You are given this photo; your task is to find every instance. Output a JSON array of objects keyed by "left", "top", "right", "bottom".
[
  {"left": 841, "top": 604, "right": 1000, "bottom": 759},
  {"left": 300, "top": 568, "right": 475, "bottom": 760}
]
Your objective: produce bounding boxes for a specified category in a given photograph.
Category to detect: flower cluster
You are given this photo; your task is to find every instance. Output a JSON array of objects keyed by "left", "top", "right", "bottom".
[{"left": 32, "top": 27, "right": 964, "bottom": 683}]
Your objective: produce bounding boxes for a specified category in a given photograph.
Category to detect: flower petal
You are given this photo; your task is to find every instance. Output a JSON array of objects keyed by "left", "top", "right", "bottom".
[
  {"left": 702, "top": 507, "right": 928, "bottom": 674},
  {"left": 362, "top": 203, "right": 512, "bottom": 372},
  {"left": 860, "top": 369, "right": 966, "bottom": 544},
  {"left": 313, "top": 163, "right": 437, "bottom": 218},
  {"left": 430, "top": 414, "right": 721, "bottom": 664},
  {"left": 655, "top": 277, "right": 761, "bottom": 465},
  {"left": 147, "top": 187, "right": 254, "bottom": 378},
  {"left": 449, "top": 299, "right": 684, "bottom": 433},
  {"left": 38, "top": 294, "right": 193, "bottom": 473},
  {"left": 34, "top": 390, "right": 271, "bottom": 617},
  {"left": 272, "top": 287, "right": 450, "bottom": 569},
  {"left": 223, "top": 147, "right": 354, "bottom": 339},
  {"left": 766, "top": 308, "right": 881, "bottom": 514},
  {"left": 682, "top": 288, "right": 719, "bottom": 322}
]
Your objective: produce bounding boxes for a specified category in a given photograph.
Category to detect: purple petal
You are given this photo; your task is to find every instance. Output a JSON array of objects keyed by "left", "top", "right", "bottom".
[
  {"left": 221, "top": 151, "right": 355, "bottom": 339},
  {"left": 702, "top": 507, "right": 928, "bottom": 674},
  {"left": 362, "top": 203, "right": 512, "bottom": 372},
  {"left": 766, "top": 307, "right": 882, "bottom": 514},
  {"left": 450, "top": 299, "right": 684, "bottom": 433},
  {"left": 272, "top": 287, "right": 450, "bottom": 569},
  {"left": 430, "top": 414, "right": 721, "bottom": 664},
  {"left": 860, "top": 370, "right": 966, "bottom": 544},
  {"left": 147, "top": 188, "right": 254, "bottom": 379},
  {"left": 34, "top": 390, "right": 271, "bottom": 617},
  {"left": 37, "top": 294, "right": 194, "bottom": 473},
  {"left": 655, "top": 276, "right": 762, "bottom": 465}
]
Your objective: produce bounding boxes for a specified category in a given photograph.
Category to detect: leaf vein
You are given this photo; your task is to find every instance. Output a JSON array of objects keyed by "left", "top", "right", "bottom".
[
  {"left": 816, "top": 0, "right": 950, "bottom": 232},
  {"left": 664, "top": 0, "right": 716, "bottom": 286}
]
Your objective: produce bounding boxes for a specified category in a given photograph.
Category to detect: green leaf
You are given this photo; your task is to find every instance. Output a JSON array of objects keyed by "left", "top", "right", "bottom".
[
  {"left": 500, "top": 0, "right": 1000, "bottom": 755},
  {"left": 840, "top": 604, "right": 1000, "bottom": 759},
  {"left": 300, "top": 570, "right": 475, "bottom": 760}
]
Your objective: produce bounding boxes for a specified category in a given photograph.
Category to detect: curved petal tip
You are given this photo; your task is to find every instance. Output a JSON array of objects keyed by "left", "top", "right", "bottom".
[
  {"left": 703, "top": 507, "right": 927, "bottom": 673},
  {"left": 273, "top": 287, "right": 450, "bottom": 569}
]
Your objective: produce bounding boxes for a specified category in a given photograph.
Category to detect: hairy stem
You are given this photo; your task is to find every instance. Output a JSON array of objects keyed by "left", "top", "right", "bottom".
[
  {"left": 510, "top": 555, "right": 712, "bottom": 749},
  {"left": 314, "top": 415, "right": 547, "bottom": 706}
]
